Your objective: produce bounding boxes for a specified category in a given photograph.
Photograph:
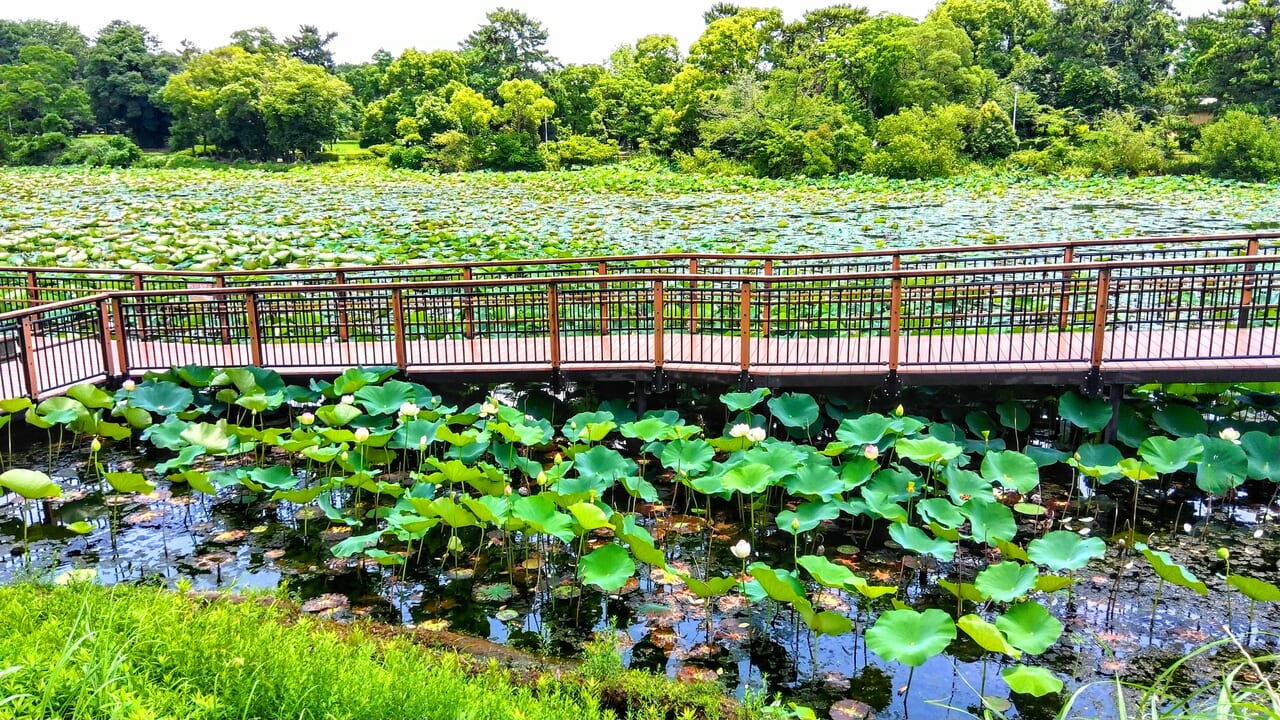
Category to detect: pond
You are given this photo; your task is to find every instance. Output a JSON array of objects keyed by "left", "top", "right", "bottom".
[
  {"left": 1, "top": 167, "right": 1278, "bottom": 270},
  {"left": 1, "top": 373, "right": 1278, "bottom": 719}
]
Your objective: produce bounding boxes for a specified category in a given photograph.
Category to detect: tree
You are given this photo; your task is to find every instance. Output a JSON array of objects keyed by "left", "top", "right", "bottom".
[
  {"left": 84, "top": 21, "right": 179, "bottom": 147},
  {"left": 611, "top": 35, "right": 682, "bottom": 85},
  {"left": 1183, "top": 0, "right": 1280, "bottom": 114},
  {"left": 688, "top": 8, "right": 784, "bottom": 79},
  {"left": 819, "top": 15, "right": 916, "bottom": 118},
  {"left": 286, "top": 25, "right": 338, "bottom": 70},
  {"left": 930, "top": 0, "right": 1050, "bottom": 77},
  {"left": 359, "top": 49, "right": 467, "bottom": 145},
  {"left": 548, "top": 64, "right": 606, "bottom": 136},
  {"left": 497, "top": 78, "right": 555, "bottom": 136},
  {"left": 0, "top": 45, "right": 93, "bottom": 134},
  {"left": 460, "top": 8, "right": 558, "bottom": 97},
  {"left": 0, "top": 20, "right": 89, "bottom": 65},
  {"left": 1194, "top": 110, "right": 1280, "bottom": 180},
  {"left": 778, "top": 5, "right": 870, "bottom": 60},
  {"left": 229, "top": 27, "right": 284, "bottom": 55}
]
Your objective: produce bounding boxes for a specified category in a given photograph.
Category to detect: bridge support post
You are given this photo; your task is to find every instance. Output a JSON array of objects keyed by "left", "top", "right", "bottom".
[
  {"left": 1082, "top": 366, "right": 1103, "bottom": 398},
  {"left": 881, "top": 369, "right": 901, "bottom": 399},
  {"left": 1103, "top": 383, "right": 1123, "bottom": 444},
  {"left": 736, "top": 370, "right": 752, "bottom": 391},
  {"left": 649, "top": 368, "right": 668, "bottom": 394}
]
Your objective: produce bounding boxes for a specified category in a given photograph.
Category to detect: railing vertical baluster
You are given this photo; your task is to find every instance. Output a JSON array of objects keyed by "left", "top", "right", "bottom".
[
  {"left": 1089, "top": 268, "right": 1112, "bottom": 376},
  {"left": 653, "top": 280, "right": 664, "bottom": 369},
  {"left": 19, "top": 315, "right": 38, "bottom": 398},
  {"left": 1239, "top": 237, "right": 1260, "bottom": 327},
  {"left": 98, "top": 300, "right": 115, "bottom": 379},
  {"left": 133, "top": 274, "right": 148, "bottom": 340},
  {"left": 739, "top": 282, "right": 751, "bottom": 373},
  {"left": 599, "top": 262, "right": 610, "bottom": 336},
  {"left": 245, "top": 292, "right": 263, "bottom": 367},
  {"left": 462, "top": 267, "right": 476, "bottom": 339},
  {"left": 392, "top": 288, "right": 407, "bottom": 370},
  {"left": 336, "top": 270, "right": 350, "bottom": 342},
  {"left": 761, "top": 260, "right": 773, "bottom": 337},
  {"left": 688, "top": 259, "right": 699, "bottom": 334},
  {"left": 1058, "top": 246, "right": 1075, "bottom": 331},
  {"left": 548, "top": 283, "right": 561, "bottom": 371},
  {"left": 112, "top": 296, "right": 130, "bottom": 380},
  {"left": 888, "top": 276, "right": 902, "bottom": 373},
  {"left": 215, "top": 276, "right": 232, "bottom": 344}
]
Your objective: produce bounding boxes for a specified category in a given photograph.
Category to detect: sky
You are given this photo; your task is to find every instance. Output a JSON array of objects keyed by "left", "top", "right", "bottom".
[{"left": 6, "top": 0, "right": 1228, "bottom": 67}]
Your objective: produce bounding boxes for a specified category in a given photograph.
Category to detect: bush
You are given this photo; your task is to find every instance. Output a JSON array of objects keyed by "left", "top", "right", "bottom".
[
  {"left": 1078, "top": 111, "right": 1167, "bottom": 176},
  {"left": 365, "top": 143, "right": 393, "bottom": 158},
  {"left": 539, "top": 135, "right": 619, "bottom": 170},
  {"left": 316, "top": 150, "right": 375, "bottom": 163},
  {"left": 1194, "top": 110, "right": 1280, "bottom": 181},
  {"left": 968, "top": 101, "right": 1016, "bottom": 160},
  {"left": 388, "top": 144, "right": 431, "bottom": 170},
  {"left": 1005, "top": 138, "right": 1087, "bottom": 175},
  {"left": 8, "top": 132, "right": 71, "bottom": 165},
  {"left": 673, "top": 148, "right": 751, "bottom": 176},
  {"left": 430, "top": 130, "right": 473, "bottom": 173},
  {"left": 56, "top": 135, "right": 143, "bottom": 167},
  {"left": 862, "top": 106, "right": 972, "bottom": 179},
  {"left": 473, "top": 131, "right": 545, "bottom": 171}
]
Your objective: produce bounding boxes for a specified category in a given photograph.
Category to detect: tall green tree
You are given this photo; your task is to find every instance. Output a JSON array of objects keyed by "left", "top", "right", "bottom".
[
  {"left": 0, "top": 44, "right": 93, "bottom": 134},
  {"left": 0, "top": 20, "right": 88, "bottom": 65},
  {"left": 688, "top": 7, "right": 784, "bottom": 79},
  {"left": 285, "top": 25, "right": 338, "bottom": 70},
  {"left": 1183, "top": 0, "right": 1280, "bottom": 114},
  {"left": 460, "top": 8, "right": 558, "bottom": 97},
  {"left": 229, "top": 27, "right": 284, "bottom": 55},
  {"left": 84, "top": 21, "right": 178, "bottom": 147},
  {"left": 930, "top": 0, "right": 1050, "bottom": 77}
]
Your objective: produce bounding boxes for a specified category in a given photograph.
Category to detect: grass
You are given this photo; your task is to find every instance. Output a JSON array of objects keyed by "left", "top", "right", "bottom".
[{"left": 0, "top": 582, "right": 739, "bottom": 720}]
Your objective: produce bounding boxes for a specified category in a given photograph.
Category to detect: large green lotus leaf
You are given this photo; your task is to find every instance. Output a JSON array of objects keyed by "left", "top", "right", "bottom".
[
  {"left": 981, "top": 450, "right": 1040, "bottom": 493},
  {"left": 796, "top": 554, "right": 896, "bottom": 598},
  {"left": 105, "top": 471, "right": 154, "bottom": 494},
  {"left": 129, "top": 382, "right": 193, "bottom": 415},
  {"left": 680, "top": 574, "right": 739, "bottom": 599},
  {"left": 1115, "top": 404, "right": 1151, "bottom": 448},
  {"left": 1241, "top": 432, "right": 1280, "bottom": 482},
  {"left": 743, "top": 441, "right": 804, "bottom": 475},
  {"left": 1024, "top": 445, "right": 1069, "bottom": 468},
  {"left": 1138, "top": 436, "right": 1202, "bottom": 474},
  {"left": 866, "top": 608, "right": 956, "bottom": 667},
  {"left": 964, "top": 411, "right": 998, "bottom": 439},
  {"left": 836, "top": 413, "right": 894, "bottom": 447},
  {"left": 619, "top": 416, "right": 675, "bottom": 442},
  {"left": 613, "top": 514, "right": 667, "bottom": 568},
  {"left": 957, "top": 614, "right": 1020, "bottom": 658},
  {"left": 1195, "top": 436, "right": 1248, "bottom": 495},
  {"left": 1117, "top": 458, "right": 1158, "bottom": 482},
  {"left": 1153, "top": 404, "right": 1208, "bottom": 438},
  {"left": 721, "top": 462, "right": 774, "bottom": 495},
  {"left": 963, "top": 499, "right": 1016, "bottom": 544},
  {"left": 331, "top": 529, "right": 384, "bottom": 558},
  {"left": 247, "top": 465, "right": 299, "bottom": 491},
  {"left": 513, "top": 494, "right": 575, "bottom": 543},
  {"left": 0, "top": 398, "right": 31, "bottom": 414},
  {"left": 316, "top": 403, "right": 362, "bottom": 427},
  {"left": 0, "top": 469, "right": 61, "bottom": 499},
  {"left": 747, "top": 562, "right": 806, "bottom": 605},
  {"left": 355, "top": 380, "right": 416, "bottom": 415},
  {"left": 579, "top": 543, "right": 635, "bottom": 592},
  {"left": 235, "top": 392, "right": 284, "bottom": 414},
  {"left": 329, "top": 367, "right": 393, "bottom": 396},
  {"left": 1137, "top": 544, "right": 1208, "bottom": 594},
  {"left": 389, "top": 418, "right": 444, "bottom": 450},
  {"left": 1226, "top": 574, "right": 1280, "bottom": 602},
  {"left": 180, "top": 421, "right": 231, "bottom": 453},
  {"left": 996, "top": 402, "right": 1031, "bottom": 432},
  {"left": 427, "top": 496, "right": 478, "bottom": 529},
  {"left": 895, "top": 436, "right": 964, "bottom": 465},
  {"left": 568, "top": 501, "right": 613, "bottom": 531},
  {"left": 1026, "top": 531, "right": 1106, "bottom": 572},
  {"left": 943, "top": 466, "right": 995, "bottom": 505},
  {"left": 995, "top": 602, "right": 1062, "bottom": 655},
  {"left": 573, "top": 445, "right": 636, "bottom": 482},
  {"left": 768, "top": 392, "right": 819, "bottom": 430},
  {"left": 776, "top": 500, "right": 840, "bottom": 534},
  {"left": 783, "top": 461, "right": 842, "bottom": 501},
  {"left": 888, "top": 522, "right": 956, "bottom": 561},
  {"left": 67, "top": 383, "right": 113, "bottom": 410},
  {"left": 974, "top": 561, "right": 1038, "bottom": 602},
  {"left": 1058, "top": 390, "right": 1111, "bottom": 432},
  {"left": 1069, "top": 443, "right": 1123, "bottom": 484},
  {"left": 463, "top": 495, "right": 509, "bottom": 525},
  {"left": 720, "top": 388, "right": 769, "bottom": 412},
  {"left": 660, "top": 438, "right": 714, "bottom": 475},
  {"left": 562, "top": 410, "right": 617, "bottom": 442},
  {"left": 1002, "top": 665, "right": 1063, "bottom": 697},
  {"left": 36, "top": 397, "right": 86, "bottom": 425}
]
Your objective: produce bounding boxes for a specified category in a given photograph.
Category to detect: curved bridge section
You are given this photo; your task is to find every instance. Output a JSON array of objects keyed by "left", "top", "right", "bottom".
[{"left": 1, "top": 232, "right": 1277, "bottom": 398}]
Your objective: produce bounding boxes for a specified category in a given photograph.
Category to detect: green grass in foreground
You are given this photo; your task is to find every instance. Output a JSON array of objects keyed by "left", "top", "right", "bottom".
[{"left": 0, "top": 582, "right": 738, "bottom": 720}]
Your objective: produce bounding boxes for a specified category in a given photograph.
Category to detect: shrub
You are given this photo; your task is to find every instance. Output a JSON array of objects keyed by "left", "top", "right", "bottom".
[
  {"left": 1079, "top": 111, "right": 1167, "bottom": 176},
  {"left": 539, "top": 135, "right": 619, "bottom": 170},
  {"left": 316, "top": 150, "right": 375, "bottom": 163},
  {"left": 387, "top": 144, "right": 431, "bottom": 170},
  {"left": 57, "top": 135, "right": 143, "bottom": 167},
  {"left": 365, "top": 143, "right": 393, "bottom": 158},
  {"left": 431, "top": 130, "right": 473, "bottom": 172},
  {"left": 1005, "top": 138, "right": 1086, "bottom": 175},
  {"left": 862, "top": 106, "right": 972, "bottom": 179},
  {"left": 673, "top": 148, "right": 751, "bottom": 176},
  {"left": 9, "top": 132, "right": 71, "bottom": 165},
  {"left": 473, "top": 131, "right": 545, "bottom": 171},
  {"left": 1194, "top": 110, "right": 1280, "bottom": 181},
  {"left": 968, "top": 101, "right": 1016, "bottom": 160}
]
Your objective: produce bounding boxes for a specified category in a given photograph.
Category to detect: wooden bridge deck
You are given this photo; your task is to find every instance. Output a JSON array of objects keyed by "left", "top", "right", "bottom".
[{"left": 2, "top": 232, "right": 1277, "bottom": 398}]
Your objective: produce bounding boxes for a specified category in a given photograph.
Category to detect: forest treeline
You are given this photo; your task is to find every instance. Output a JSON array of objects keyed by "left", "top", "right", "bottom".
[{"left": 2, "top": 2, "right": 1279, "bottom": 180}]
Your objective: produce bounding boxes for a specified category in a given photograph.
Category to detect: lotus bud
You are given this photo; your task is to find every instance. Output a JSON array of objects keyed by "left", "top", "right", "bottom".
[
  {"left": 341, "top": 451, "right": 349, "bottom": 461},
  {"left": 554, "top": 453, "right": 563, "bottom": 465},
  {"left": 90, "top": 437, "right": 102, "bottom": 453},
  {"left": 537, "top": 471, "right": 548, "bottom": 485},
  {"left": 1217, "top": 547, "right": 1230, "bottom": 561},
  {"left": 906, "top": 481, "right": 916, "bottom": 495},
  {"left": 894, "top": 404, "right": 904, "bottom": 417},
  {"left": 790, "top": 517, "right": 801, "bottom": 531},
  {"left": 504, "top": 485, "right": 513, "bottom": 496},
  {"left": 399, "top": 402, "right": 419, "bottom": 418},
  {"left": 354, "top": 427, "right": 370, "bottom": 443},
  {"left": 729, "top": 423, "right": 750, "bottom": 438},
  {"left": 418, "top": 436, "right": 428, "bottom": 450},
  {"left": 447, "top": 535, "right": 463, "bottom": 553},
  {"left": 340, "top": 394, "right": 355, "bottom": 405},
  {"left": 122, "top": 379, "right": 136, "bottom": 392},
  {"left": 480, "top": 400, "right": 499, "bottom": 417},
  {"left": 863, "top": 444, "right": 879, "bottom": 461},
  {"left": 982, "top": 430, "right": 991, "bottom": 440},
  {"left": 1219, "top": 427, "right": 1242, "bottom": 444},
  {"left": 747, "top": 427, "right": 766, "bottom": 443},
  {"left": 730, "top": 539, "right": 751, "bottom": 559},
  {"left": 298, "top": 412, "right": 315, "bottom": 426}
]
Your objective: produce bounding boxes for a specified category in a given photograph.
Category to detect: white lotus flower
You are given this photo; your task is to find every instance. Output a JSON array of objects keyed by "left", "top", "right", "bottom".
[
  {"left": 122, "top": 379, "right": 136, "bottom": 392},
  {"left": 298, "top": 412, "right": 315, "bottom": 426},
  {"left": 1219, "top": 427, "right": 1241, "bottom": 444},
  {"left": 731, "top": 539, "right": 751, "bottom": 559},
  {"left": 863, "top": 445, "right": 879, "bottom": 460},
  {"left": 340, "top": 394, "right": 355, "bottom": 405},
  {"left": 480, "top": 400, "right": 499, "bottom": 417},
  {"left": 399, "top": 402, "right": 419, "bottom": 418},
  {"left": 353, "top": 427, "right": 370, "bottom": 443},
  {"left": 747, "top": 427, "right": 767, "bottom": 443},
  {"left": 729, "top": 423, "right": 750, "bottom": 438}
]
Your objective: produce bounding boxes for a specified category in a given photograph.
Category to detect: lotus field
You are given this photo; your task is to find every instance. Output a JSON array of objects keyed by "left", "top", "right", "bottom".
[
  {"left": 3, "top": 166, "right": 1280, "bottom": 270},
  {"left": 2, "top": 366, "right": 1278, "bottom": 716}
]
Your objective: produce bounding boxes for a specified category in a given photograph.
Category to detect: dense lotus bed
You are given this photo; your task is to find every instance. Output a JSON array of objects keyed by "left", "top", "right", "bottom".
[{"left": 1, "top": 368, "right": 1279, "bottom": 717}]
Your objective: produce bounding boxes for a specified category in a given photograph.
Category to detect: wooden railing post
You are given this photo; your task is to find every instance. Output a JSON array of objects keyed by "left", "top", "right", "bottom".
[
  {"left": 599, "top": 262, "right": 610, "bottom": 335},
  {"left": 335, "top": 270, "right": 350, "bottom": 342},
  {"left": 1088, "top": 268, "right": 1112, "bottom": 384},
  {"left": 462, "top": 267, "right": 476, "bottom": 339},
  {"left": 25, "top": 270, "right": 39, "bottom": 308},
  {"left": 112, "top": 296, "right": 129, "bottom": 379},
  {"left": 391, "top": 288, "right": 407, "bottom": 370},
  {"left": 688, "top": 258, "right": 699, "bottom": 334},
  {"left": 18, "top": 315, "right": 38, "bottom": 398},
  {"left": 653, "top": 280, "right": 664, "bottom": 368},
  {"left": 739, "top": 282, "right": 752, "bottom": 373},
  {"left": 1058, "top": 246, "right": 1075, "bottom": 331},
  {"left": 1239, "top": 237, "right": 1260, "bottom": 327},
  {"left": 98, "top": 300, "right": 115, "bottom": 379},
  {"left": 244, "top": 292, "right": 263, "bottom": 367},
  {"left": 888, "top": 276, "right": 902, "bottom": 374},
  {"left": 761, "top": 260, "right": 773, "bottom": 337},
  {"left": 548, "top": 283, "right": 561, "bottom": 372},
  {"left": 215, "top": 276, "right": 231, "bottom": 344}
]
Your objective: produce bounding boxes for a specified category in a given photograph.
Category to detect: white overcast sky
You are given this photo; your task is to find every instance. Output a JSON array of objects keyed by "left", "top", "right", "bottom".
[{"left": 6, "top": 0, "right": 1228, "bottom": 66}]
